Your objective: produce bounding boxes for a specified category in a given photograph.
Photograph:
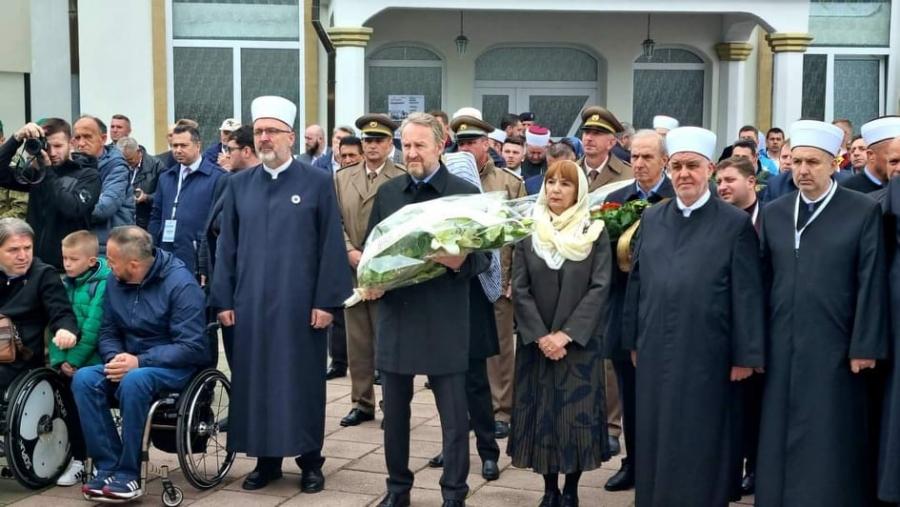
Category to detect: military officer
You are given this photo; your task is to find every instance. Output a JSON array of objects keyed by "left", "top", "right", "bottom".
[
  {"left": 334, "top": 114, "right": 406, "bottom": 427},
  {"left": 579, "top": 106, "right": 634, "bottom": 193},
  {"left": 451, "top": 110, "right": 526, "bottom": 441}
]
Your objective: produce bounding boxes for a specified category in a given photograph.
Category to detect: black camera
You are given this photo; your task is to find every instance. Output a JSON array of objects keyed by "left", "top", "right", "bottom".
[{"left": 23, "top": 137, "right": 47, "bottom": 157}]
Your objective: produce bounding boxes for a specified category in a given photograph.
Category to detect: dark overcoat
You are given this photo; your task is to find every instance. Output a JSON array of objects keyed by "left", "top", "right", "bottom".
[{"left": 210, "top": 160, "right": 352, "bottom": 457}]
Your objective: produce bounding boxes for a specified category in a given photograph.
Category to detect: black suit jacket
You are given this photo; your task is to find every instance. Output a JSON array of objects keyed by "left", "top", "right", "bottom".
[
  {"left": 602, "top": 177, "right": 675, "bottom": 359},
  {"left": 366, "top": 165, "right": 491, "bottom": 375}
]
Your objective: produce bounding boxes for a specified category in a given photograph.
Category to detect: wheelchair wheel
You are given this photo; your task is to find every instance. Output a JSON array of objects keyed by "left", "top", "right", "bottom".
[
  {"left": 3, "top": 368, "right": 72, "bottom": 489},
  {"left": 176, "top": 369, "right": 234, "bottom": 489}
]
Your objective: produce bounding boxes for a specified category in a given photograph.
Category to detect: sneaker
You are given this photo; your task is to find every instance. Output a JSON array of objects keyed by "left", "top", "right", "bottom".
[
  {"left": 57, "top": 459, "right": 85, "bottom": 486},
  {"left": 82, "top": 472, "right": 113, "bottom": 497},
  {"left": 102, "top": 477, "right": 143, "bottom": 500}
]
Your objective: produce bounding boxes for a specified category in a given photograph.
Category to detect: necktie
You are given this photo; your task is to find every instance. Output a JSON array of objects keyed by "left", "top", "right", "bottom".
[
  {"left": 367, "top": 171, "right": 377, "bottom": 180},
  {"left": 589, "top": 170, "right": 599, "bottom": 184},
  {"left": 797, "top": 201, "right": 819, "bottom": 230}
]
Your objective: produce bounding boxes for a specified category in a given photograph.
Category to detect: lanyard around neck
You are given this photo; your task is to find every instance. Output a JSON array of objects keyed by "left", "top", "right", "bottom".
[{"left": 793, "top": 182, "right": 837, "bottom": 250}]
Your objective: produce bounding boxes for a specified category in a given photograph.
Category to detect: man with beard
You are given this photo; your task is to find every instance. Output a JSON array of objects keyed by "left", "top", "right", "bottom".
[
  {"left": 300, "top": 124, "right": 329, "bottom": 166},
  {"left": 755, "top": 120, "right": 887, "bottom": 507},
  {"left": 211, "top": 95, "right": 352, "bottom": 493},
  {"left": 361, "top": 112, "right": 490, "bottom": 507},
  {"left": 623, "top": 126, "right": 765, "bottom": 507},
  {"left": 842, "top": 118, "right": 898, "bottom": 194},
  {"left": 522, "top": 126, "right": 550, "bottom": 179}
]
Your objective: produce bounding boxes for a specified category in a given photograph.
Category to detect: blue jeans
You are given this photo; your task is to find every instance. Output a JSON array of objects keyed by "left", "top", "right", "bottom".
[{"left": 72, "top": 365, "right": 195, "bottom": 481}]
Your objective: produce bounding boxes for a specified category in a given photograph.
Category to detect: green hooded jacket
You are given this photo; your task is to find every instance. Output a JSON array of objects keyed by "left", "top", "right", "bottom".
[{"left": 50, "top": 257, "right": 110, "bottom": 368}]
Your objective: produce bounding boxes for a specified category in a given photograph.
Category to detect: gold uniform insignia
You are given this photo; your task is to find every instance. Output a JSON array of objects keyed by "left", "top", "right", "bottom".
[
  {"left": 460, "top": 124, "right": 468, "bottom": 131},
  {"left": 591, "top": 114, "right": 600, "bottom": 121},
  {"left": 369, "top": 121, "right": 378, "bottom": 128}
]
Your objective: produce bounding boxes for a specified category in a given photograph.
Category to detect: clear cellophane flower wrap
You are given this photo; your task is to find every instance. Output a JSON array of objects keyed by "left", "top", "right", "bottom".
[{"left": 343, "top": 192, "right": 533, "bottom": 307}]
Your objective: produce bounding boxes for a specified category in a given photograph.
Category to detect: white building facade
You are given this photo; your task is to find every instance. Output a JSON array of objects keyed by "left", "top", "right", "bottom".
[{"left": 0, "top": 0, "right": 897, "bottom": 153}]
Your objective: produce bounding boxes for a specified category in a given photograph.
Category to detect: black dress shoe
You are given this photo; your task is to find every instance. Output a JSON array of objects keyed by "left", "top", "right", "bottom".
[
  {"left": 341, "top": 408, "right": 375, "bottom": 427},
  {"left": 740, "top": 472, "right": 755, "bottom": 495},
  {"left": 538, "top": 490, "right": 561, "bottom": 507},
  {"left": 604, "top": 459, "right": 634, "bottom": 491},
  {"left": 241, "top": 468, "right": 283, "bottom": 490},
  {"left": 494, "top": 420, "right": 510, "bottom": 439},
  {"left": 441, "top": 500, "right": 464, "bottom": 507},
  {"left": 428, "top": 452, "right": 444, "bottom": 468},
  {"left": 300, "top": 468, "right": 324, "bottom": 493},
  {"left": 377, "top": 492, "right": 411, "bottom": 507},
  {"left": 482, "top": 459, "right": 499, "bottom": 481},
  {"left": 607, "top": 435, "right": 621, "bottom": 456},
  {"left": 374, "top": 370, "right": 382, "bottom": 385},
  {"left": 325, "top": 365, "right": 347, "bottom": 380},
  {"left": 560, "top": 492, "right": 579, "bottom": 507}
]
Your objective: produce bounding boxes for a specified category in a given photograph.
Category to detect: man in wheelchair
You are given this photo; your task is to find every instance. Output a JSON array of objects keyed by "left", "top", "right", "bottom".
[{"left": 72, "top": 226, "right": 209, "bottom": 501}]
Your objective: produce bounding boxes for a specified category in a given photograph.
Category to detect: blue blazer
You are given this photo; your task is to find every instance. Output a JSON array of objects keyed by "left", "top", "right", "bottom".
[{"left": 149, "top": 157, "right": 225, "bottom": 274}]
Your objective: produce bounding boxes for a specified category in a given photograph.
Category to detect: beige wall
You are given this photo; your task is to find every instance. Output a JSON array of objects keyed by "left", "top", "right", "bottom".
[
  {"left": 0, "top": 0, "right": 31, "bottom": 73},
  {"left": 0, "top": 73, "right": 26, "bottom": 134}
]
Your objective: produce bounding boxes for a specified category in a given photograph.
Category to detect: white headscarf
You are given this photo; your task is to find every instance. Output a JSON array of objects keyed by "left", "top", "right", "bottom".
[{"left": 531, "top": 162, "right": 605, "bottom": 270}]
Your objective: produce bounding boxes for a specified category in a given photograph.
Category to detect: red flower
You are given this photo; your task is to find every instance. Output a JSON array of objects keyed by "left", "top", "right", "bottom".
[{"left": 599, "top": 202, "right": 622, "bottom": 212}]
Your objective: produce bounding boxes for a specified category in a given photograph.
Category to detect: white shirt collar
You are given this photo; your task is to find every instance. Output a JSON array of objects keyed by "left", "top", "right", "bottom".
[
  {"left": 676, "top": 188, "right": 712, "bottom": 217},
  {"left": 263, "top": 158, "right": 292, "bottom": 180},
  {"left": 800, "top": 180, "right": 835, "bottom": 204},
  {"left": 181, "top": 157, "right": 202, "bottom": 173}
]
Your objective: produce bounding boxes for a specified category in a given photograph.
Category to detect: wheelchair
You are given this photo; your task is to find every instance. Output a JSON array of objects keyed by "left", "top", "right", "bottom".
[
  {"left": 0, "top": 366, "right": 73, "bottom": 490},
  {"left": 98, "top": 366, "right": 235, "bottom": 506},
  {"left": 89, "top": 325, "right": 236, "bottom": 505}
]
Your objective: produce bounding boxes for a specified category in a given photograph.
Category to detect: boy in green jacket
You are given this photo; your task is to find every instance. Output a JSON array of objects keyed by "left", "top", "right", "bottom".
[{"left": 53, "top": 230, "right": 110, "bottom": 486}]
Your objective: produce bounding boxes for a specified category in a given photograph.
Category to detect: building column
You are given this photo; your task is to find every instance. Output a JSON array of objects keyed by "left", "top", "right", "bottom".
[
  {"left": 715, "top": 42, "right": 753, "bottom": 146},
  {"left": 328, "top": 27, "right": 372, "bottom": 129},
  {"left": 30, "top": 0, "right": 72, "bottom": 121},
  {"left": 766, "top": 33, "right": 813, "bottom": 130}
]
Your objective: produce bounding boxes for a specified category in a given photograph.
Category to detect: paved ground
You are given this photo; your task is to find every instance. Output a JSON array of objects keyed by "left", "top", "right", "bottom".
[{"left": 0, "top": 355, "right": 757, "bottom": 506}]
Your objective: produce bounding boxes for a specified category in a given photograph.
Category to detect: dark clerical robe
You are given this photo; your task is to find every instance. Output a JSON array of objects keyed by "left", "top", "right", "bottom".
[
  {"left": 841, "top": 170, "right": 884, "bottom": 194},
  {"left": 880, "top": 177, "right": 900, "bottom": 502},
  {"left": 210, "top": 160, "right": 352, "bottom": 457},
  {"left": 756, "top": 185, "right": 888, "bottom": 507},
  {"left": 623, "top": 196, "right": 765, "bottom": 507}
]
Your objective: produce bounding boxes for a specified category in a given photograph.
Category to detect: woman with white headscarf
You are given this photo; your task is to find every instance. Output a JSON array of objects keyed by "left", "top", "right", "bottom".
[{"left": 507, "top": 160, "right": 613, "bottom": 507}]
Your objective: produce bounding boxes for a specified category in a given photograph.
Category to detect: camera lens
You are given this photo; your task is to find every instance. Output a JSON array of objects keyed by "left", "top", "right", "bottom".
[{"left": 23, "top": 138, "right": 44, "bottom": 156}]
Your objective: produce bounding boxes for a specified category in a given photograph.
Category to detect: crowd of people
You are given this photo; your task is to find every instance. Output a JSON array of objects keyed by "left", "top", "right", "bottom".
[{"left": 0, "top": 96, "right": 898, "bottom": 507}]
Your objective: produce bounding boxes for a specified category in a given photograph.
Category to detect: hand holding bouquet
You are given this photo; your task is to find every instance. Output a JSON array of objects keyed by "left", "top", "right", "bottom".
[{"left": 344, "top": 192, "right": 533, "bottom": 307}]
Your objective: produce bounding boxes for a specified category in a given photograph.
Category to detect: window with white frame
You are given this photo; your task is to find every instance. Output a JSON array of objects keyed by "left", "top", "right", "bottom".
[
  {"left": 169, "top": 0, "right": 302, "bottom": 148},
  {"left": 801, "top": 0, "right": 889, "bottom": 132},
  {"left": 632, "top": 48, "right": 707, "bottom": 130},
  {"left": 367, "top": 45, "right": 444, "bottom": 120}
]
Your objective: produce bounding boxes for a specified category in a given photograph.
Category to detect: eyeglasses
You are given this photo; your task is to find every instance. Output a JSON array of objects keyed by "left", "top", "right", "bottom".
[
  {"left": 222, "top": 145, "right": 242, "bottom": 154},
  {"left": 253, "top": 128, "right": 293, "bottom": 138}
]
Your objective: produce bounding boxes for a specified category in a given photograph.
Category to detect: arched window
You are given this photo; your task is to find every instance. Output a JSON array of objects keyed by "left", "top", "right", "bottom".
[
  {"left": 632, "top": 48, "right": 706, "bottom": 129},
  {"left": 367, "top": 45, "right": 443, "bottom": 118},
  {"left": 474, "top": 46, "right": 601, "bottom": 137}
]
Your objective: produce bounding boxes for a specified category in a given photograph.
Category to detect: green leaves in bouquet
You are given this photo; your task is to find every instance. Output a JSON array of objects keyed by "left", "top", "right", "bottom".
[{"left": 589, "top": 199, "right": 650, "bottom": 241}]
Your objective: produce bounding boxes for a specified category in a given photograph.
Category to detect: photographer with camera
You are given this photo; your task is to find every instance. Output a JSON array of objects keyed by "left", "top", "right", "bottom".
[{"left": 0, "top": 119, "right": 101, "bottom": 271}]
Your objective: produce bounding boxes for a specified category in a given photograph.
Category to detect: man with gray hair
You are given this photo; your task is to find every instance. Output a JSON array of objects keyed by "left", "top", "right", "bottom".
[
  {"left": 117, "top": 137, "right": 165, "bottom": 230},
  {"left": 602, "top": 129, "right": 673, "bottom": 493},
  {"left": 73, "top": 225, "right": 209, "bottom": 500},
  {"left": 613, "top": 122, "right": 635, "bottom": 163},
  {"left": 361, "top": 112, "right": 490, "bottom": 507}
]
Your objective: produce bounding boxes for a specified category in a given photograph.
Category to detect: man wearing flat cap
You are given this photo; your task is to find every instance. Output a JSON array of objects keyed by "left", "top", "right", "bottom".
[
  {"left": 755, "top": 120, "right": 888, "bottom": 507},
  {"left": 452, "top": 110, "right": 526, "bottom": 444},
  {"left": 210, "top": 95, "right": 353, "bottom": 493},
  {"left": 623, "top": 126, "right": 765, "bottom": 507},
  {"left": 333, "top": 114, "right": 406, "bottom": 428},
  {"left": 579, "top": 106, "right": 633, "bottom": 193}
]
